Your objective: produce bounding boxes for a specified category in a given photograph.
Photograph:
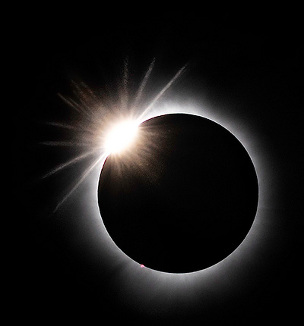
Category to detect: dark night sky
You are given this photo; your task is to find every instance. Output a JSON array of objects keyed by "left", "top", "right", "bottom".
[{"left": 12, "top": 8, "right": 303, "bottom": 324}]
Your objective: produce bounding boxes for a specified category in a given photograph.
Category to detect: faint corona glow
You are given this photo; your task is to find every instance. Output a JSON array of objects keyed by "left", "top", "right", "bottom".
[
  {"left": 104, "top": 120, "right": 139, "bottom": 154},
  {"left": 46, "top": 58, "right": 273, "bottom": 281}
]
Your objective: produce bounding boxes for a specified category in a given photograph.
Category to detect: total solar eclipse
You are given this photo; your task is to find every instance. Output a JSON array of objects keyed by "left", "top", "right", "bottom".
[{"left": 98, "top": 113, "right": 258, "bottom": 273}]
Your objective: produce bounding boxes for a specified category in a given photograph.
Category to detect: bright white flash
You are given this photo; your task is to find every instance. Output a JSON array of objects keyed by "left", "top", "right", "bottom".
[{"left": 104, "top": 120, "right": 139, "bottom": 154}]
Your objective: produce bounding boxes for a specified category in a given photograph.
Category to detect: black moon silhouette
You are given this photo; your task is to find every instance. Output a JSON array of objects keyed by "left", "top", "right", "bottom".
[{"left": 98, "top": 114, "right": 258, "bottom": 273}]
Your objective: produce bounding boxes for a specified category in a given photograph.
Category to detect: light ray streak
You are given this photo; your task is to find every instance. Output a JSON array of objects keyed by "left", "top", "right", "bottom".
[
  {"left": 42, "top": 149, "right": 98, "bottom": 179},
  {"left": 54, "top": 152, "right": 107, "bottom": 212},
  {"left": 121, "top": 57, "right": 129, "bottom": 111},
  {"left": 45, "top": 121, "right": 80, "bottom": 131},
  {"left": 133, "top": 58, "right": 155, "bottom": 109},
  {"left": 57, "top": 93, "right": 84, "bottom": 115},
  {"left": 45, "top": 120, "right": 105, "bottom": 138},
  {"left": 137, "top": 64, "right": 187, "bottom": 121},
  {"left": 40, "top": 141, "right": 91, "bottom": 147},
  {"left": 78, "top": 81, "right": 100, "bottom": 102},
  {"left": 72, "top": 81, "right": 91, "bottom": 102}
]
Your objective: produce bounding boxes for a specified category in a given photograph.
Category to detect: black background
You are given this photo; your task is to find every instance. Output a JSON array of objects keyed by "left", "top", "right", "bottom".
[{"left": 12, "top": 7, "right": 302, "bottom": 324}]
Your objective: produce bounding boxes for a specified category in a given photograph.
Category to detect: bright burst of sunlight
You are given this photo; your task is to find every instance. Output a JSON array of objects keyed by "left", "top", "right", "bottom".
[
  {"left": 43, "top": 59, "right": 187, "bottom": 211},
  {"left": 104, "top": 120, "right": 139, "bottom": 154}
]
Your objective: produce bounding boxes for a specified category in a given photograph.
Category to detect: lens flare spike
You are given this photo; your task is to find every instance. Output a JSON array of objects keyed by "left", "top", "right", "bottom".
[
  {"left": 53, "top": 152, "right": 107, "bottom": 212},
  {"left": 138, "top": 63, "right": 187, "bottom": 121}
]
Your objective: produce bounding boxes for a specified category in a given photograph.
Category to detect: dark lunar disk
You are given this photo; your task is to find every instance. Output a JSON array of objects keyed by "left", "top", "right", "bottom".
[{"left": 98, "top": 114, "right": 258, "bottom": 273}]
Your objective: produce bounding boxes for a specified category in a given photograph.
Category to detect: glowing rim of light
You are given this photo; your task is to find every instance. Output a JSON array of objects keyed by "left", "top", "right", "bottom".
[
  {"left": 80, "top": 99, "right": 276, "bottom": 316},
  {"left": 45, "top": 58, "right": 279, "bottom": 318},
  {"left": 94, "top": 101, "right": 272, "bottom": 273}
]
